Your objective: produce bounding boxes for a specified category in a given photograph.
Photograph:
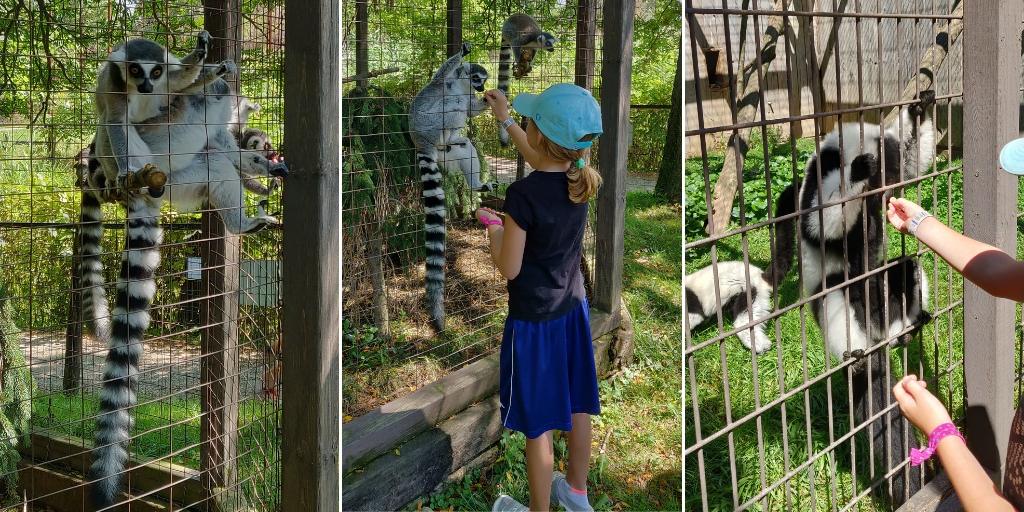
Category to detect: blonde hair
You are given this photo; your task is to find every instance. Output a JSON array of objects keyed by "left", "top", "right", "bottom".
[{"left": 535, "top": 134, "right": 603, "bottom": 203}]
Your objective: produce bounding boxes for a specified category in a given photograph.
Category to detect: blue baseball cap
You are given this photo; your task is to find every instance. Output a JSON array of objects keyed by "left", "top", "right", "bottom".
[
  {"left": 1000, "top": 138, "right": 1024, "bottom": 175},
  {"left": 511, "top": 83, "right": 603, "bottom": 150}
]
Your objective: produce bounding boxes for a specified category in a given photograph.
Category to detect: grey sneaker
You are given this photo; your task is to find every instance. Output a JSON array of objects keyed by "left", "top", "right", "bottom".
[
  {"left": 551, "top": 471, "right": 594, "bottom": 512},
  {"left": 492, "top": 494, "right": 529, "bottom": 512}
]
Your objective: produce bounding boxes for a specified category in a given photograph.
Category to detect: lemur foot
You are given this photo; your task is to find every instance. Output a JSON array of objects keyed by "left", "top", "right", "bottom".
[
  {"left": 268, "top": 161, "right": 288, "bottom": 178},
  {"left": 909, "top": 90, "right": 936, "bottom": 118},
  {"left": 195, "top": 30, "right": 211, "bottom": 59},
  {"left": 118, "top": 164, "right": 167, "bottom": 198},
  {"left": 216, "top": 59, "right": 238, "bottom": 78},
  {"left": 842, "top": 349, "right": 866, "bottom": 361},
  {"left": 476, "top": 182, "right": 499, "bottom": 193}
]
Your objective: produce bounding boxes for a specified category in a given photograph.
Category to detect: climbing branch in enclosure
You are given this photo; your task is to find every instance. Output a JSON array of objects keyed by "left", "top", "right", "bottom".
[
  {"left": 707, "top": 0, "right": 786, "bottom": 235},
  {"left": 342, "top": 67, "right": 401, "bottom": 84},
  {"left": 882, "top": 0, "right": 963, "bottom": 128}
]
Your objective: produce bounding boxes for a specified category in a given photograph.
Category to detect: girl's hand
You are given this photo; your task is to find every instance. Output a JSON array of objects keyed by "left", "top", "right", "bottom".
[
  {"left": 483, "top": 90, "right": 510, "bottom": 122},
  {"left": 887, "top": 197, "right": 926, "bottom": 234},
  {"left": 476, "top": 207, "right": 503, "bottom": 227},
  {"left": 892, "top": 375, "right": 953, "bottom": 435}
]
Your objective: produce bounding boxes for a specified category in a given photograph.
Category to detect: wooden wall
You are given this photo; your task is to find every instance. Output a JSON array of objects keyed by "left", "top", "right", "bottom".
[{"left": 685, "top": 0, "right": 964, "bottom": 156}]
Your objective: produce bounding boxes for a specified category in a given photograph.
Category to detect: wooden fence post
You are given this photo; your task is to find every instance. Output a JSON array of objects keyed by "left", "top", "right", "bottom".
[
  {"left": 962, "top": 0, "right": 1022, "bottom": 481},
  {"left": 200, "top": 0, "right": 241, "bottom": 505},
  {"left": 446, "top": 0, "right": 462, "bottom": 58},
  {"left": 594, "top": 0, "right": 633, "bottom": 320},
  {"left": 63, "top": 224, "right": 83, "bottom": 393},
  {"left": 574, "top": 0, "right": 596, "bottom": 91},
  {"left": 282, "top": 0, "right": 340, "bottom": 507}
]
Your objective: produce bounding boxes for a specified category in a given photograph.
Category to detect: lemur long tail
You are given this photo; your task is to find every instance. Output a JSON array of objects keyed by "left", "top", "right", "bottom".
[
  {"left": 497, "top": 38, "right": 513, "bottom": 147},
  {"left": 89, "top": 196, "right": 162, "bottom": 508},
  {"left": 419, "top": 148, "right": 446, "bottom": 331},
  {"left": 767, "top": 182, "right": 798, "bottom": 291},
  {"left": 80, "top": 187, "right": 110, "bottom": 342}
]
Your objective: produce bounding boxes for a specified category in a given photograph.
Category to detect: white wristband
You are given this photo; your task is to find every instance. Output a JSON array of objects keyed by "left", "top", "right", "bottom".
[
  {"left": 907, "top": 210, "right": 933, "bottom": 236},
  {"left": 499, "top": 117, "right": 515, "bottom": 130}
]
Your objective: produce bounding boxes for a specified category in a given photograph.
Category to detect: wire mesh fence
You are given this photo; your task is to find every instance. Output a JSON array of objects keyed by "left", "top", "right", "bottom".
[
  {"left": 0, "top": 0, "right": 286, "bottom": 509},
  {"left": 341, "top": 0, "right": 617, "bottom": 418},
  {"left": 684, "top": 0, "right": 965, "bottom": 510}
]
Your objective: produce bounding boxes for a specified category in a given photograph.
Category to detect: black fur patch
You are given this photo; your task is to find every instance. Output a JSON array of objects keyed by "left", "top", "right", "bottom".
[{"left": 685, "top": 288, "right": 703, "bottom": 318}]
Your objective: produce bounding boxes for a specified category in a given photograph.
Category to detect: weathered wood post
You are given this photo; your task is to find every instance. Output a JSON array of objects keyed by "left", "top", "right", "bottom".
[
  {"left": 64, "top": 224, "right": 83, "bottom": 393},
  {"left": 963, "top": 0, "right": 1021, "bottom": 481},
  {"left": 574, "top": 0, "right": 596, "bottom": 91},
  {"left": 282, "top": 0, "right": 340, "bottom": 507},
  {"left": 594, "top": 0, "right": 634, "bottom": 322},
  {"left": 446, "top": 0, "right": 462, "bottom": 58},
  {"left": 200, "top": 0, "right": 241, "bottom": 505}
]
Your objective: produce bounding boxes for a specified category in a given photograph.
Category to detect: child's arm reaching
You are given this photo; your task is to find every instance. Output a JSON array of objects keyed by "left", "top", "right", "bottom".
[
  {"left": 482, "top": 89, "right": 542, "bottom": 168},
  {"left": 892, "top": 375, "right": 1016, "bottom": 511},
  {"left": 888, "top": 197, "right": 1024, "bottom": 301}
]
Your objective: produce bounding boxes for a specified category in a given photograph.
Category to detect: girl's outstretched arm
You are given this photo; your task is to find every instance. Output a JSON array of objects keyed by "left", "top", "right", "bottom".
[
  {"left": 482, "top": 89, "right": 542, "bottom": 168},
  {"left": 892, "top": 375, "right": 1016, "bottom": 512},
  {"left": 888, "top": 197, "right": 1024, "bottom": 301}
]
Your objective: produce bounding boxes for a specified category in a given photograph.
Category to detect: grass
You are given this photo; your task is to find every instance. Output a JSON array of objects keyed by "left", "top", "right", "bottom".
[
  {"left": 26, "top": 391, "right": 282, "bottom": 507},
  {"left": 683, "top": 139, "right": 984, "bottom": 511},
  {"left": 417, "top": 191, "right": 682, "bottom": 512}
]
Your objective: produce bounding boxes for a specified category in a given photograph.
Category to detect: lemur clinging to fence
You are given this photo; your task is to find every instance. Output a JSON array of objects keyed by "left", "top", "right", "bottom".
[
  {"left": 497, "top": 13, "right": 556, "bottom": 146},
  {"left": 83, "top": 32, "right": 287, "bottom": 509},
  {"left": 408, "top": 42, "right": 490, "bottom": 331}
]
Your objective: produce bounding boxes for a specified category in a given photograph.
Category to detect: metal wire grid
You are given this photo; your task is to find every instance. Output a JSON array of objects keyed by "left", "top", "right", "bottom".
[
  {"left": 684, "top": 0, "right": 963, "bottom": 510},
  {"left": 341, "top": 0, "right": 603, "bottom": 417},
  {"left": 0, "top": 0, "right": 285, "bottom": 509}
]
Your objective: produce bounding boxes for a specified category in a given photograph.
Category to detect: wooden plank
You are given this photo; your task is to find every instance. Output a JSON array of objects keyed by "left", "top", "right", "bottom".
[
  {"left": 282, "top": 0, "right": 340, "bottom": 508},
  {"left": 342, "top": 327, "right": 624, "bottom": 511},
  {"left": 574, "top": 0, "right": 596, "bottom": 91},
  {"left": 446, "top": 0, "right": 462, "bottom": 57},
  {"left": 200, "top": 0, "right": 242, "bottom": 500},
  {"left": 18, "top": 462, "right": 170, "bottom": 512},
  {"left": 962, "top": 0, "right": 1021, "bottom": 480},
  {"left": 594, "top": 0, "right": 633, "bottom": 317},
  {"left": 342, "top": 396, "right": 504, "bottom": 511},
  {"left": 64, "top": 223, "right": 83, "bottom": 393},
  {"left": 355, "top": 0, "right": 368, "bottom": 89},
  {"left": 18, "top": 432, "right": 205, "bottom": 507},
  {"left": 893, "top": 471, "right": 964, "bottom": 512},
  {"left": 342, "top": 307, "right": 620, "bottom": 475}
]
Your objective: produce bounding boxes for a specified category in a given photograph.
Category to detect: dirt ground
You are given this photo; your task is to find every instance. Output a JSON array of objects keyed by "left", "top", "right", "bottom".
[{"left": 19, "top": 331, "right": 272, "bottom": 400}]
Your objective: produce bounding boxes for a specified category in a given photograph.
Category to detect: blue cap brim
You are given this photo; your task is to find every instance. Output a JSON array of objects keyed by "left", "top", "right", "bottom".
[
  {"left": 511, "top": 93, "right": 538, "bottom": 118},
  {"left": 1000, "top": 138, "right": 1024, "bottom": 175}
]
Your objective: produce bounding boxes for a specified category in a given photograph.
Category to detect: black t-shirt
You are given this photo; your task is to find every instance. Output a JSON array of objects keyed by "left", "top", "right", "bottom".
[{"left": 502, "top": 170, "right": 587, "bottom": 322}]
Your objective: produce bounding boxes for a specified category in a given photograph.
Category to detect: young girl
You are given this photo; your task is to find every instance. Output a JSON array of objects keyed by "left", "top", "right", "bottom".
[
  {"left": 476, "top": 84, "right": 604, "bottom": 512},
  {"left": 884, "top": 137, "right": 1024, "bottom": 510}
]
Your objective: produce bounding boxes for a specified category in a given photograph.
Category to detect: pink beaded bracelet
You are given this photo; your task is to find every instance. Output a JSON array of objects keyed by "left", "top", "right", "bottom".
[
  {"left": 910, "top": 422, "right": 964, "bottom": 466},
  {"left": 476, "top": 210, "right": 503, "bottom": 227}
]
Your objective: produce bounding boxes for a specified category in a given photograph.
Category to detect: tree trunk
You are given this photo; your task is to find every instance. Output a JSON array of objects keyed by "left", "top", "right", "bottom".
[
  {"left": 707, "top": 0, "right": 787, "bottom": 234},
  {"left": 655, "top": 41, "right": 682, "bottom": 202}
]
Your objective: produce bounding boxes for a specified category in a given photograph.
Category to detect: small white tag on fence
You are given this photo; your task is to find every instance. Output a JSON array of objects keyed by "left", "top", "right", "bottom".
[{"left": 186, "top": 257, "right": 202, "bottom": 280}]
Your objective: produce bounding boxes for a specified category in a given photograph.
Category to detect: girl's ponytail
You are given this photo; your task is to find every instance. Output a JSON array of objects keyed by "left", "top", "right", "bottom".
[
  {"left": 537, "top": 136, "right": 603, "bottom": 203},
  {"left": 567, "top": 157, "right": 602, "bottom": 204}
]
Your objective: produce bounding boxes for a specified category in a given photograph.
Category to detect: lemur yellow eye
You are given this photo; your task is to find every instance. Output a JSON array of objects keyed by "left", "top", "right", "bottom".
[
  {"left": 151, "top": 67, "right": 162, "bottom": 78},
  {"left": 128, "top": 64, "right": 142, "bottom": 76}
]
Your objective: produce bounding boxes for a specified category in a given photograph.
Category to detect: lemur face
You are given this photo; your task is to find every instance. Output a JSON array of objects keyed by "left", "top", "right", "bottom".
[
  {"left": 539, "top": 33, "right": 557, "bottom": 52},
  {"left": 118, "top": 61, "right": 165, "bottom": 94},
  {"left": 466, "top": 63, "right": 488, "bottom": 92}
]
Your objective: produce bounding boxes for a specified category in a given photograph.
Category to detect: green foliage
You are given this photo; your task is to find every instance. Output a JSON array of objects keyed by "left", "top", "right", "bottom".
[
  {"left": 684, "top": 133, "right": 815, "bottom": 246},
  {"left": 0, "top": 291, "right": 34, "bottom": 503}
]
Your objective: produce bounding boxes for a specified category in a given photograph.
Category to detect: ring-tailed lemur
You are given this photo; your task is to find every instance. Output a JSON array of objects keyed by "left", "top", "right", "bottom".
[
  {"left": 408, "top": 42, "right": 490, "bottom": 331},
  {"left": 497, "top": 14, "right": 556, "bottom": 147},
  {"left": 770, "top": 91, "right": 937, "bottom": 505},
  {"left": 84, "top": 34, "right": 286, "bottom": 509}
]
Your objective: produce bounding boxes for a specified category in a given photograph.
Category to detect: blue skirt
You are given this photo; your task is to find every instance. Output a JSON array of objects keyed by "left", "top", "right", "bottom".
[{"left": 498, "top": 298, "right": 601, "bottom": 439}]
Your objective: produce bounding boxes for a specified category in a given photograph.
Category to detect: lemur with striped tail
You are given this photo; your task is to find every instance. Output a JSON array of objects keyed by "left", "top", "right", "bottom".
[
  {"left": 83, "top": 33, "right": 286, "bottom": 509},
  {"left": 408, "top": 42, "right": 490, "bottom": 331},
  {"left": 497, "top": 14, "right": 556, "bottom": 146}
]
